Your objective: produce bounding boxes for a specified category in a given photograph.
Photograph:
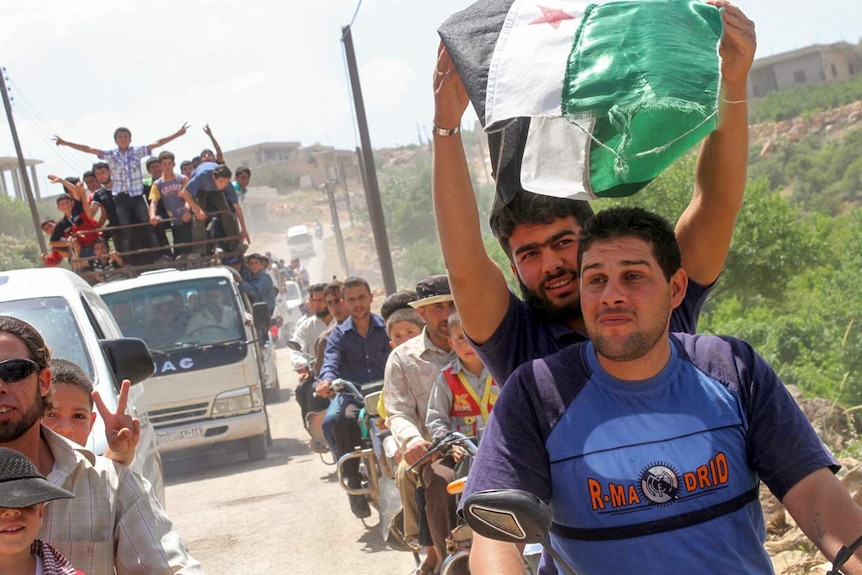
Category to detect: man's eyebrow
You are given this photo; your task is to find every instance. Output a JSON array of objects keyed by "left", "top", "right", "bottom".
[
  {"left": 581, "top": 259, "right": 651, "bottom": 273},
  {"left": 513, "top": 230, "right": 578, "bottom": 257}
]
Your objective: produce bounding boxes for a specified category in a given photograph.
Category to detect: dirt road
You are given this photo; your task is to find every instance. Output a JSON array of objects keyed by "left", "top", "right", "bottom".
[
  {"left": 161, "top": 228, "right": 418, "bottom": 574},
  {"left": 162, "top": 355, "right": 419, "bottom": 574}
]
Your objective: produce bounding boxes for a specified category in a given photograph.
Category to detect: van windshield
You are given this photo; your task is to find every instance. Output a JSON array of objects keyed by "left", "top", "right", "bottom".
[
  {"left": 0, "top": 297, "right": 94, "bottom": 379},
  {"left": 100, "top": 278, "right": 245, "bottom": 352}
]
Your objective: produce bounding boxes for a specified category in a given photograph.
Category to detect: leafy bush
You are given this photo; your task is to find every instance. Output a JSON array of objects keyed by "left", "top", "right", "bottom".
[{"left": 749, "top": 75, "right": 862, "bottom": 124}]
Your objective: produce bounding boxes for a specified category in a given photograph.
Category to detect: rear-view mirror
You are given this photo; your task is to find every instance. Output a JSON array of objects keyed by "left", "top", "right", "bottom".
[{"left": 99, "top": 337, "right": 154, "bottom": 390}]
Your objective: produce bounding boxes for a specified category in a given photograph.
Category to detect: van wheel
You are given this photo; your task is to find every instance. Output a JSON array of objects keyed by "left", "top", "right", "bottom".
[
  {"left": 247, "top": 433, "right": 267, "bottom": 461},
  {"left": 264, "top": 377, "right": 281, "bottom": 404}
]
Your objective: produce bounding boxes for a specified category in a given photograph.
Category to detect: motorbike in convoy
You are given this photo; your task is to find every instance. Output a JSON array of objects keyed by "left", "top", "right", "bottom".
[
  {"left": 408, "top": 431, "right": 542, "bottom": 575},
  {"left": 330, "top": 379, "right": 419, "bottom": 557}
]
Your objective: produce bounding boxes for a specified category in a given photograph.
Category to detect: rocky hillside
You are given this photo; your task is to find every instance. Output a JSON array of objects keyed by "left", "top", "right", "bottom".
[
  {"left": 765, "top": 386, "right": 860, "bottom": 574},
  {"left": 751, "top": 100, "right": 862, "bottom": 157}
]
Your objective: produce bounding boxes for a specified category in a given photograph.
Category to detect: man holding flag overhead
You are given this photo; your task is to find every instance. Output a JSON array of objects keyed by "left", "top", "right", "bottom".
[{"left": 432, "top": 0, "right": 756, "bottom": 385}]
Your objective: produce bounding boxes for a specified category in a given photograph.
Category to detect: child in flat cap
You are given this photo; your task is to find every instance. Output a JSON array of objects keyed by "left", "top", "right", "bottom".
[{"left": 0, "top": 447, "right": 82, "bottom": 575}]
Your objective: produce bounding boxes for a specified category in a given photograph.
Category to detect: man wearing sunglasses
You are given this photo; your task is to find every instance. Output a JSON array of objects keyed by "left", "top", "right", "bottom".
[{"left": 0, "top": 315, "right": 202, "bottom": 575}]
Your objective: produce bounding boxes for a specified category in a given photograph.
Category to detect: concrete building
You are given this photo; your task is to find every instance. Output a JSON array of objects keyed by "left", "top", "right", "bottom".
[
  {"left": 748, "top": 42, "right": 862, "bottom": 99},
  {"left": 223, "top": 142, "right": 359, "bottom": 192},
  {"left": 0, "top": 157, "right": 42, "bottom": 201}
]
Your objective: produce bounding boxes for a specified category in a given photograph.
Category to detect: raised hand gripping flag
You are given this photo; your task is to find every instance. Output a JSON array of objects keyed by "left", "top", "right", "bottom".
[{"left": 439, "top": 0, "right": 723, "bottom": 201}]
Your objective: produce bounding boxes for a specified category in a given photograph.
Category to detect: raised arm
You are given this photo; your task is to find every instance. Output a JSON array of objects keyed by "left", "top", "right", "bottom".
[
  {"left": 203, "top": 124, "right": 225, "bottom": 163},
  {"left": 147, "top": 122, "right": 189, "bottom": 151},
  {"left": 674, "top": 1, "right": 756, "bottom": 285},
  {"left": 47, "top": 174, "right": 83, "bottom": 197},
  {"left": 432, "top": 44, "right": 511, "bottom": 345},
  {"left": 783, "top": 468, "right": 862, "bottom": 574},
  {"left": 52, "top": 136, "right": 101, "bottom": 156}
]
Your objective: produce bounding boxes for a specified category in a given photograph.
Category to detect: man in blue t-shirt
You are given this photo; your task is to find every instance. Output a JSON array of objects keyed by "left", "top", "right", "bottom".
[{"left": 464, "top": 207, "right": 862, "bottom": 574}]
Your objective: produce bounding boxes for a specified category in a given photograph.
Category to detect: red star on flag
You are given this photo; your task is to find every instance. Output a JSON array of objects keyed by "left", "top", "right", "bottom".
[{"left": 529, "top": 5, "right": 576, "bottom": 29}]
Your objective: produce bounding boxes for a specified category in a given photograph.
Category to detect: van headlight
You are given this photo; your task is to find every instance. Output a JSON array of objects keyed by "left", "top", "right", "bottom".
[{"left": 212, "top": 385, "right": 263, "bottom": 415}]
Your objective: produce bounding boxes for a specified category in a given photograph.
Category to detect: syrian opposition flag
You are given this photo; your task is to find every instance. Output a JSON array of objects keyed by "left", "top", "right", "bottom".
[{"left": 439, "top": 0, "right": 723, "bottom": 201}]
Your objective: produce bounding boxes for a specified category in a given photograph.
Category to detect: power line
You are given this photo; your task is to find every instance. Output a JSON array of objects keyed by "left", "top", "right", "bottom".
[
  {"left": 4, "top": 75, "right": 91, "bottom": 174},
  {"left": 348, "top": 0, "right": 364, "bottom": 28}
]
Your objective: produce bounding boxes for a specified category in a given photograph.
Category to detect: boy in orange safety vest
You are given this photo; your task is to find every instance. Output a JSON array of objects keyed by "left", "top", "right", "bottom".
[{"left": 425, "top": 311, "right": 500, "bottom": 441}]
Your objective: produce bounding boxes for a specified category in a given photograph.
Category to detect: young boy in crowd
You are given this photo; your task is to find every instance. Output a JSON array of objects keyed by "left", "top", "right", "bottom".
[
  {"left": 87, "top": 238, "right": 125, "bottom": 284},
  {"left": 0, "top": 448, "right": 81, "bottom": 575},
  {"left": 377, "top": 308, "right": 426, "bottom": 422},
  {"left": 149, "top": 151, "right": 192, "bottom": 257},
  {"left": 46, "top": 180, "right": 101, "bottom": 273},
  {"left": 425, "top": 311, "right": 500, "bottom": 441},
  {"left": 43, "top": 359, "right": 138, "bottom": 466},
  {"left": 40, "top": 218, "right": 65, "bottom": 267},
  {"left": 386, "top": 308, "right": 425, "bottom": 349}
]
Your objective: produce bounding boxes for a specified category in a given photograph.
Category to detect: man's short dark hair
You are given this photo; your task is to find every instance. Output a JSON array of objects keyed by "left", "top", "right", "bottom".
[
  {"left": 40, "top": 217, "right": 56, "bottom": 229},
  {"left": 113, "top": 127, "right": 131, "bottom": 141},
  {"left": 213, "top": 165, "right": 232, "bottom": 180},
  {"left": 235, "top": 167, "right": 251, "bottom": 178},
  {"left": 380, "top": 290, "right": 419, "bottom": 321},
  {"left": 145, "top": 157, "right": 159, "bottom": 169},
  {"left": 323, "top": 281, "right": 343, "bottom": 300},
  {"left": 308, "top": 283, "right": 327, "bottom": 296},
  {"left": 342, "top": 276, "right": 370, "bottom": 294},
  {"left": 191, "top": 156, "right": 201, "bottom": 164},
  {"left": 158, "top": 151, "right": 175, "bottom": 163},
  {"left": 93, "top": 237, "right": 109, "bottom": 247},
  {"left": 82, "top": 170, "right": 95, "bottom": 180},
  {"left": 56, "top": 194, "right": 74, "bottom": 206},
  {"left": 490, "top": 191, "right": 595, "bottom": 258},
  {"left": 0, "top": 316, "right": 52, "bottom": 412},
  {"left": 578, "top": 207, "right": 681, "bottom": 281},
  {"left": 92, "top": 161, "right": 110, "bottom": 172},
  {"left": 50, "top": 359, "right": 94, "bottom": 409},
  {"left": 200, "top": 148, "right": 215, "bottom": 157},
  {"left": 246, "top": 253, "right": 263, "bottom": 263},
  {"left": 180, "top": 160, "right": 192, "bottom": 170}
]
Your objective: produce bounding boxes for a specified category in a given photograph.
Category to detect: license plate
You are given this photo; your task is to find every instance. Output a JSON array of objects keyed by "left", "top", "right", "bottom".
[{"left": 157, "top": 427, "right": 203, "bottom": 443}]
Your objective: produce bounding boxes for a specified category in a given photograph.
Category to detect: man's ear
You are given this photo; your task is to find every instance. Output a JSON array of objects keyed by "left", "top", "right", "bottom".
[
  {"left": 89, "top": 412, "right": 97, "bottom": 431},
  {"left": 670, "top": 269, "right": 688, "bottom": 310},
  {"left": 38, "top": 368, "right": 52, "bottom": 399}
]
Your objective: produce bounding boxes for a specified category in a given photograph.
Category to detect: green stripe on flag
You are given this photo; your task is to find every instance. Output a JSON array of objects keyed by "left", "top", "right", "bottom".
[{"left": 562, "top": 0, "right": 723, "bottom": 197}]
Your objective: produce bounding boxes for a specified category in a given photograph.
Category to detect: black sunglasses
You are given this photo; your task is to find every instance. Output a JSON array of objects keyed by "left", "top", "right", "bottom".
[{"left": 0, "top": 358, "right": 41, "bottom": 384}]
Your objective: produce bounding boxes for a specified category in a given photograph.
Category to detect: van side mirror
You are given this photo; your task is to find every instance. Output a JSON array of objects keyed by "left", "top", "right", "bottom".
[
  {"left": 99, "top": 338, "right": 155, "bottom": 389},
  {"left": 252, "top": 302, "right": 271, "bottom": 330}
]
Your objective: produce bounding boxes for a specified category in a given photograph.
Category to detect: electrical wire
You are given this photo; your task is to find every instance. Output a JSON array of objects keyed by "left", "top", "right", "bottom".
[
  {"left": 348, "top": 0, "right": 363, "bottom": 28},
  {"left": 4, "top": 76, "right": 92, "bottom": 175}
]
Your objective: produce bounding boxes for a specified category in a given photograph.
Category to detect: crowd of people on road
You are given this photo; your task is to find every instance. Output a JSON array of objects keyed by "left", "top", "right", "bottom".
[
  {"left": 296, "top": 3, "right": 862, "bottom": 574},
  {"left": 42, "top": 124, "right": 253, "bottom": 282}
]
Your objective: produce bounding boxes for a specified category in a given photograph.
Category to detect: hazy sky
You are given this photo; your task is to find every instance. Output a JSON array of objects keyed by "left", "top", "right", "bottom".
[{"left": 0, "top": 0, "right": 859, "bottom": 197}]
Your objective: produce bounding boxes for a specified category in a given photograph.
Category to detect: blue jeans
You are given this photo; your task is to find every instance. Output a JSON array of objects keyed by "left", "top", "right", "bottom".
[{"left": 322, "top": 394, "right": 363, "bottom": 485}]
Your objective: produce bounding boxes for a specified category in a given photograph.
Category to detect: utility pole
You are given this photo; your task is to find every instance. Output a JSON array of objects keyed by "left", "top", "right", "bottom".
[
  {"left": 341, "top": 25, "right": 396, "bottom": 295},
  {"left": 336, "top": 154, "right": 354, "bottom": 226},
  {"left": 324, "top": 180, "right": 349, "bottom": 276},
  {"left": 0, "top": 68, "right": 46, "bottom": 254}
]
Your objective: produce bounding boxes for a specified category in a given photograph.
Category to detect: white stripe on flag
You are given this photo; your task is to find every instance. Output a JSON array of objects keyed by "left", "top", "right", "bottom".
[
  {"left": 521, "top": 117, "right": 597, "bottom": 200},
  {"left": 485, "top": 0, "right": 591, "bottom": 130}
]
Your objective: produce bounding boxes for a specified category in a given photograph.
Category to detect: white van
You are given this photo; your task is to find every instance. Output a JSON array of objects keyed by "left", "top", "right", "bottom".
[
  {"left": 96, "top": 267, "right": 272, "bottom": 461},
  {"left": 286, "top": 224, "right": 315, "bottom": 259},
  {"left": 0, "top": 268, "right": 164, "bottom": 500}
]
